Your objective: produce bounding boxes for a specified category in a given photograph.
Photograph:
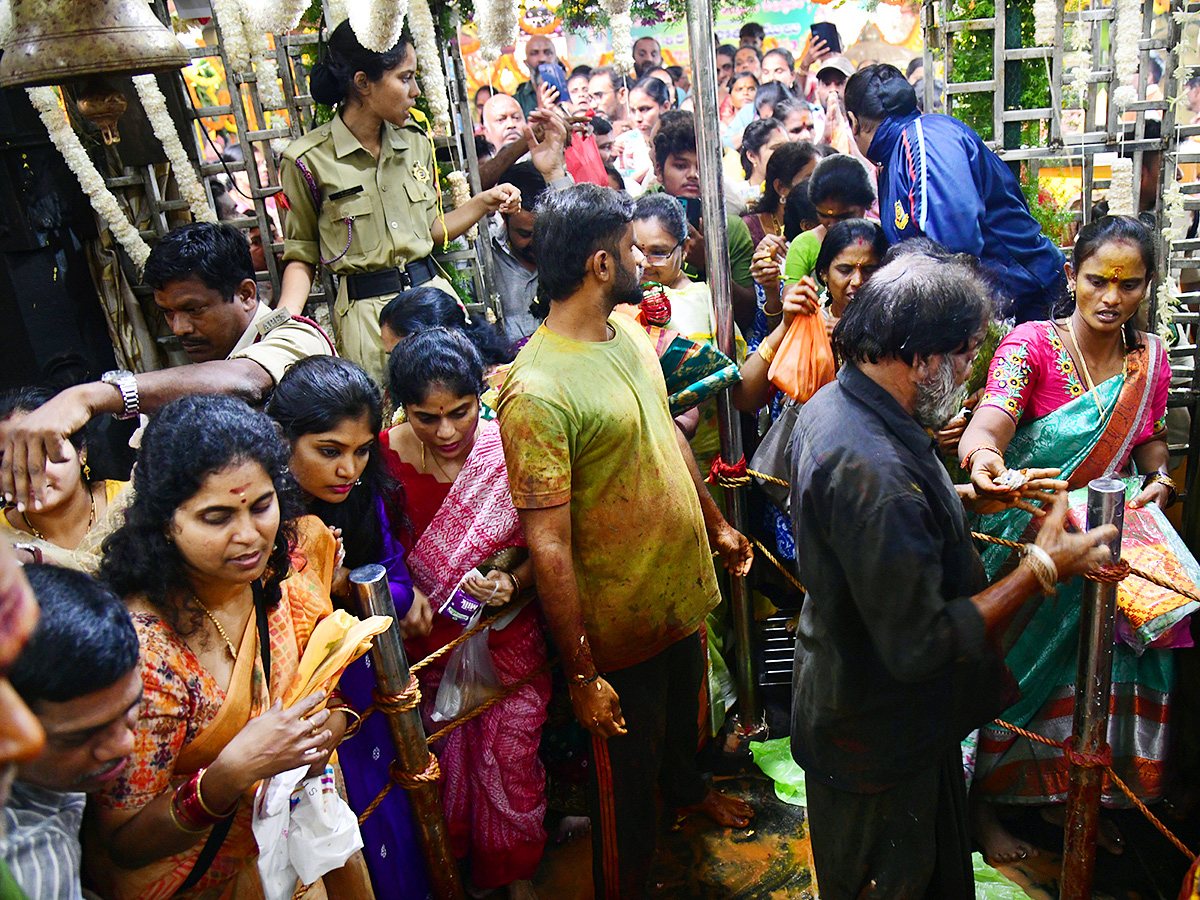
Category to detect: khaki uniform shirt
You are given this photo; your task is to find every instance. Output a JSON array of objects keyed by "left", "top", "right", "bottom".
[
  {"left": 280, "top": 114, "right": 439, "bottom": 275},
  {"left": 227, "top": 302, "right": 334, "bottom": 385}
]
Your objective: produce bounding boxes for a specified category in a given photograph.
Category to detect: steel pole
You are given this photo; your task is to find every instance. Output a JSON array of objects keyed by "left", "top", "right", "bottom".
[
  {"left": 1061, "top": 478, "right": 1125, "bottom": 900},
  {"left": 683, "top": 5, "right": 764, "bottom": 738},
  {"left": 350, "top": 565, "right": 464, "bottom": 900}
]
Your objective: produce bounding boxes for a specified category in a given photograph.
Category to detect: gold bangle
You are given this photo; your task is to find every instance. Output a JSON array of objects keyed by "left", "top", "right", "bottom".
[
  {"left": 757, "top": 342, "right": 777, "bottom": 365},
  {"left": 762, "top": 303, "right": 784, "bottom": 318},
  {"left": 169, "top": 792, "right": 209, "bottom": 834},
  {"left": 509, "top": 571, "right": 522, "bottom": 595},
  {"left": 194, "top": 767, "right": 233, "bottom": 819},
  {"left": 335, "top": 705, "right": 365, "bottom": 742}
]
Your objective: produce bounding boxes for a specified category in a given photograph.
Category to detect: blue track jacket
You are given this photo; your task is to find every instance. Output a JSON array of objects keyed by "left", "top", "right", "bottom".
[{"left": 867, "top": 111, "right": 1066, "bottom": 321}]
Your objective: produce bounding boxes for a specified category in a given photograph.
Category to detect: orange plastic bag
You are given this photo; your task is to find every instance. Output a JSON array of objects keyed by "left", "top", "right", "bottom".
[{"left": 768, "top": 312, "right": 836, "bottom": 402}]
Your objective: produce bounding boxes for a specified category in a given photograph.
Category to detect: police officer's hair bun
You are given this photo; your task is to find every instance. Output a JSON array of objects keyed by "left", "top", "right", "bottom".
[
  {"left": 310, "top": 62, "right": 343, "bottom": 106},
  {"left": 313, "top": 19, "right": 412, "bottom": 107},
  {"left": 844, "top": 63, "right": 918, "bottom": 123}
]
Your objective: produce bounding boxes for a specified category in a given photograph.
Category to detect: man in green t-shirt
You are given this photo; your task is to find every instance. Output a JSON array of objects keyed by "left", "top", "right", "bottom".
[{"left": 498, "top": 185, "right": 754, "bottom": 899}]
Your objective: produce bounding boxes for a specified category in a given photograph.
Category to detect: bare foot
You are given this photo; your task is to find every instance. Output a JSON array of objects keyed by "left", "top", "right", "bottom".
[
  {"left": 679, "top": 789, "right": 754, "bottom": 828},
  {"left": 554, "top": 815, "right": 591, "bottom": 843},
  {"left": 1040, "top": 805, "right": 1125, "bottom": 855},
  {"left": 971, "top": 798, "right": 1038, "bottom": 864},
  {"left": 508, "top": 879, "right": 538, "bottom": 900}
]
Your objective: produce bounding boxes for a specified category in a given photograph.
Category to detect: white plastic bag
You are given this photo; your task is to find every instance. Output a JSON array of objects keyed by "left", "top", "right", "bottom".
[
  {"left": 254, "top": 763, "right": 363, "bottom": 900},
  {"left": 431, "top": 608, "right": 501, "bottom": 723}
]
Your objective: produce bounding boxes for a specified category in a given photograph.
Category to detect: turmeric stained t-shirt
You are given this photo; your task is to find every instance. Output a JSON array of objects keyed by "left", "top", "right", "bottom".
[{"left": 498, "top": 313, "right": 721, "bottom": 671}]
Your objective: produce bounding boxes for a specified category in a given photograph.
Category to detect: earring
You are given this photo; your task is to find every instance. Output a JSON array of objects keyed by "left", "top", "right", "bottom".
[
  {"left": 393, "top": 406, "right": 408, "bottom": 425},
  {"left": 82, "top": 460, "right": 91, "bottom": 481}
]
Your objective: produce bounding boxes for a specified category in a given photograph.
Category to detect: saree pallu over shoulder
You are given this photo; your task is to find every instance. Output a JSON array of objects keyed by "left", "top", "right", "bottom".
[
  {"left": 971, "top": 337, "right": 1172, "bottom": 806},
  {"left": 89, "top": 527, "right": 334, "bottom": 900},
  {"left": 407, "top": 421, "right": 525, "bottom": 608}
]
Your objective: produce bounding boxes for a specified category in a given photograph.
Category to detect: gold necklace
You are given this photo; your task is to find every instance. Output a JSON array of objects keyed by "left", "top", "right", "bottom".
[
  {"left": 20, "top": 485, "right": 95, "bottom": 542},
  {"left": 421, "top": 442, "right": 452, "bottom": 480},
  {"left": 193, "top": 596, "right": 238, "bottom": 659},
  {"left": 1065, "top": 316, "right": 1123, "bottom": 417}
]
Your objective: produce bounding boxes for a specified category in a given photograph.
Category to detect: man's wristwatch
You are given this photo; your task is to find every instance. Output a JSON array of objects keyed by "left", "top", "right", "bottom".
[{"left": 100, "top": 370, "right": 140, "bottom": 420}]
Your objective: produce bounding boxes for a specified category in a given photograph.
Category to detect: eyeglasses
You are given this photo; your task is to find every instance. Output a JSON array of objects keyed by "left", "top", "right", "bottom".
[{"left": 641, "top": 239, "right": 684, "bottom": 265}]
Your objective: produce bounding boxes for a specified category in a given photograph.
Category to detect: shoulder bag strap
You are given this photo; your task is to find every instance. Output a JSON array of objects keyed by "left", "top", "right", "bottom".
[{"left": 175, "top": 583, "right": 273, "bottom": 895}]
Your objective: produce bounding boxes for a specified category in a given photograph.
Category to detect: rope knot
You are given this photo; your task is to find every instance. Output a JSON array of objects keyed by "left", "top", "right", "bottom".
[
  {"left": 1085, "top": 559, "right": 1131, "bottom": 584},
  {"left": 1062, "top": 736, "right": 1114, "bottom": 769},
  {"left": 373, "top": 678, "right": 421, "bottom": 715},
  {"left": 392, "top": 754, "right": 441, "bottom": 787},
  {"left": 707, "top": 455, "right": 751, "bottom": 489}
]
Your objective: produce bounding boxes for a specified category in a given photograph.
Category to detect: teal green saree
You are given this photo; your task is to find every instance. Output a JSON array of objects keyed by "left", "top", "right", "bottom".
[{"left": 971, "top": 338, "right": 1172, "bottom": 806}]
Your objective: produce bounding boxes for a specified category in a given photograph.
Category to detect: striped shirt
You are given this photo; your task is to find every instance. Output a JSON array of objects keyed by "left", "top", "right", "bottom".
[{"left": 0, "top": 782, "right": 85, "bottom": 900}]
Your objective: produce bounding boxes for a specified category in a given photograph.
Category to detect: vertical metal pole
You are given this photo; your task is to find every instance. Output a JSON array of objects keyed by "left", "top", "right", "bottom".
[
  {"left": 350, "top": 565, "right": 464, "bottom": 900},
  {"left": 1061, "top": 478, "right": 1125, "bottom": 900},
  {"left": 683, "top": 3, "right": 764, "bottom": 737}
]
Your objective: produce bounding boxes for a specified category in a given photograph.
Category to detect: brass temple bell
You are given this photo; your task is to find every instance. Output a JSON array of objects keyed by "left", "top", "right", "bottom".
[{"left": 0, "top": 0, "right": 190, "bottom": 88}]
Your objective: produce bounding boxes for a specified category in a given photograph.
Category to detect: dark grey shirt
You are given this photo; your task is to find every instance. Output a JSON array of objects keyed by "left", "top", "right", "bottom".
[{"left": 789, "top": 362, "right": 1013, "bottom": 793}]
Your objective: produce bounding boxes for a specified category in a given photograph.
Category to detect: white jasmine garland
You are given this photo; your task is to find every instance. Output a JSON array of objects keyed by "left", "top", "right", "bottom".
[
  {"left": 326, "top": 0, "right": 349, "bottom": 27},
  {"left": 1111, "top": 0, "right": 1139, "bottom": 109},
  {"left": 408, "top": 0, "right": 451, "bottom": 133},
  {"left": 1032, "top": 0, "right": 1056, "bottom": 47},
  {"left": 446, "top": 171, "right": 477, "bottom": 240},
  {"left": 254, "top": 50, "right": 287, "bottom": 110},
  {"left": 244, "top": 0, "right": 309, "bottom": 36},
  {"left": 1157, "top": 275, "right": 1181, "bottom": 346},
  {"left": 26, "top": 86, "right": 151, "bottom": 268},
  {"left": 132, "top": 75, "right": 217, "bottom": 224},
  {"left": 1107, "top": 157, "right": 1135, "bottom": 215},
  {"left": 348, "top": 0, "right": 408, "bottom": 53},
  {"left": 478, "top": 0, "right": 520, "bottom": 63},
  {"left": 0, "top": 0, "right": 12, "bottom": 50},
  {"left": 599, "top": 0, "right": 634, "bottom": 75},
  {"left": 211, "top": 0, "right": 252, "bottom": 71}
]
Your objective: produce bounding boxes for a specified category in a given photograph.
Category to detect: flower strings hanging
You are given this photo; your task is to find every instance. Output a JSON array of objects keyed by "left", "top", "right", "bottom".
[
  {"left": 1032, "top": 0, "right": 1057, "bottom": 47},
  {"left": 1111, "top": 0, "right": 1139, "bottom": 109},
  {"left": 348, "top": 0, "right": 408, "bottom": 53},
  {"left": 326, "top": 0, "right": 349, "bottom": 27},
  {"left": 244, "top": 0, "right": 308, "bottom": 35},
  {"left": 26, "top": 86, "right": 151, "bottom": 268},
  {"left": 599, "top": 0, "right": 634, "bottom": 75},
  {"left": 132, "top": 75, "right": 217, "bottom": 224},
  {"left": 446, "top": 171, "right": 477, "bottom": 241},
  {"left": 1106, "top": 158, "right": 1135, "bottom": 216},
  {"left": 408, "top": 0, "right": 452, "bottom": 133},
  {"left": 211, "top": 0, "right": 252, "bottom": 71},
  {"left": 478, "top": 0, "right": 520, "bottom": 63}
]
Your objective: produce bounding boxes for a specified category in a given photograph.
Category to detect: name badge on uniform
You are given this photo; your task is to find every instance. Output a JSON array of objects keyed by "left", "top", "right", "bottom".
[{"left": 256, "top": 308, "right": 293, "bottom": 337}]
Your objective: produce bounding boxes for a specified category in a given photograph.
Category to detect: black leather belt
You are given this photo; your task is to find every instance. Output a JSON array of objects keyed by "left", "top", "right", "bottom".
[{"left": 344, "top": 257, "right": 437, "bottom": 300}]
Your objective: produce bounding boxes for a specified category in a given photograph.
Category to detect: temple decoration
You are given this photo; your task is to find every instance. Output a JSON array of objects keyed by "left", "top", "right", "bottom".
[
  {"left": 132, "top": 73, "right": 217, "bottom": 223},
  {"left": 26, "top": 85, "right": 151, "bottom": 267},
  {"left": 75, "top": 79, "right": 128, "bottom": 144},
  {"left": 408, "top": 0, "right": 452, "bottom": 132},
  {"left": 447, "top": 171, "right": 477, "bottom": 240},
  {"left": 0, "top": 0, "right": 189, "bottom": 87},
  {"left": 348, "top": 0, "right": 408, "bottom": 53}
]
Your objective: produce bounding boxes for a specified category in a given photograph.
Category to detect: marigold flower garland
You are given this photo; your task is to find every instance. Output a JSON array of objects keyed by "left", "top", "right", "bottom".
[
  {"left": 132, "top": 75, "right": 217, "bottom": 224},
  {"left": 446, "top": 171, "right": 477, "bottom": 241},
  {"left": 407, "top": 0, "right": 451, "bottom": 133},
  {"left": 348, "top": 0, "right": 408, "bottom": 53},
  {"left": 26, "top": 86, "right": 151, "bottom": 268}
]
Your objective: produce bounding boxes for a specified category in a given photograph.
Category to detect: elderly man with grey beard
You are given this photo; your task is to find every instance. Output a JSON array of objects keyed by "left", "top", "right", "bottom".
[{"left": 787, "top": 249, "right": 1117, "bottom": 899}]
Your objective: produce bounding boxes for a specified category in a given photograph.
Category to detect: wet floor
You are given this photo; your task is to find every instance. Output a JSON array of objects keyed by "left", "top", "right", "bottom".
[
  {"left": 534, "top": 774, "right": 816, "bottom": 899},
  {"left": 532, "top": 775, "right": 1200, "bottom": 899}
]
